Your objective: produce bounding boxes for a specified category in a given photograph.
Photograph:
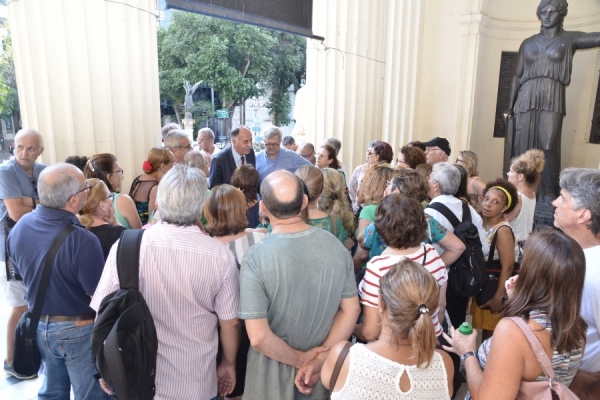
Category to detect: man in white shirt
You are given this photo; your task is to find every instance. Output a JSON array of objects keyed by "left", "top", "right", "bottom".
[
  {"left": 553, "top": 168, "right": 600, "bottom": 397},
  {"left": 197, "top": 128, "right": 221, "bottom": 158}
]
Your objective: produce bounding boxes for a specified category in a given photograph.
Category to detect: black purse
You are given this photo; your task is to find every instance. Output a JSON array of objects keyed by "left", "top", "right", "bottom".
[
  {"left": 12, "top": 224, "right": 77, "bottom": 376},
  {"left": 475, "top": 225, "right": 519, "bottom": 305}
]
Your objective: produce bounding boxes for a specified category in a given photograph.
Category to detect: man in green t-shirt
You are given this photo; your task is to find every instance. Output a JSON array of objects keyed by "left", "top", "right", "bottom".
[{"left": 240, "top": 170, "right": 360, "bottom": 399}]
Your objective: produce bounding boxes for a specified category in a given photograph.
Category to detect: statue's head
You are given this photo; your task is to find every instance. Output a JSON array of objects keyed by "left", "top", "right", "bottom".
[{"left": 537, "top": 0, "right": 568, "bottom": 18}]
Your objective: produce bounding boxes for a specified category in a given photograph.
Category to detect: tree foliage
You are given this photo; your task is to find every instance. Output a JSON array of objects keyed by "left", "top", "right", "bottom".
[
  {"left": 0, "top": 29, "right": 20, "bottom": 120},
  {"left": 158, "top": 11, "right": 306, "bottom": 128}
]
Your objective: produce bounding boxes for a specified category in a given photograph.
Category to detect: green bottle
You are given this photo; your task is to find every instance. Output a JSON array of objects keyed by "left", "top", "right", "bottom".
[{"left": 458, "top": 322, "right": 473, "bottom": 335}]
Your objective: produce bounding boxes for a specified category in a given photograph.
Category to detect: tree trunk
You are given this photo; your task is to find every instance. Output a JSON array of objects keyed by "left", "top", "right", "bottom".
[{"left": 173, "top": 105, "right": 182, "bottom": 126}]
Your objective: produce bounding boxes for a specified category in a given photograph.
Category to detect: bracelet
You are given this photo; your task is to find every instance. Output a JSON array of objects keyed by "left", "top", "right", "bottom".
[{"left": 460, "top": 351, "right": 476, "bottom": 363}]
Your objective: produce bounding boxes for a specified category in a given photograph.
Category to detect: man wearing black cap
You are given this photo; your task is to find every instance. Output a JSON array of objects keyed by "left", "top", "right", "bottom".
[{"left": 423, "top": 137, "right": 451, "bottom": 165}]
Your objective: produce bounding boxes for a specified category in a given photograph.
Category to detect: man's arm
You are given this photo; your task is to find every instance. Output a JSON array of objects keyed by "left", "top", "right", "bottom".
[
  {"left": 217, "top": 317, "right": 240, "bottom": 397},
  {"left": 4, "top": 197, "right": 37, "bottom": 222},
  {"left": 209, "top": 155, "right": 223, "bottom": 189},
  {"left": 245, "top": 318, "right": 328, "bottom": 368},
  {"left": 295, "top": 296, "right": 361, "bottom": 394}
]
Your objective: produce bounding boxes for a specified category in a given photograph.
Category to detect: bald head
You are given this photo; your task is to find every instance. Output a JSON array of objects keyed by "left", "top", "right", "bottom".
[
  {"left": 298, "top": 142, "right": 316, "bottom": 165},
  {"left": 260, "top": 170, "right": 305, "bottom": 219},
  {"left": 39, "top": 163, "right": 86, "bottom": 210}
]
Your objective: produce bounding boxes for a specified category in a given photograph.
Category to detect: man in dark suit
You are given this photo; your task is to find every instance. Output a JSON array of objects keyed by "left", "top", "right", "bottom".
[{"left": 209, "top": 126, "right": 256, "bottom": 188}]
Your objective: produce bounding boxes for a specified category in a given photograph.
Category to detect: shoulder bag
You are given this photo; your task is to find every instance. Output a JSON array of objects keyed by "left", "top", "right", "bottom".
[
  {"left": 328, "top": 341, "right": 354, "bottom": 398},
  {"left": 13, "top": 224, "right": 77, "bottom": 376},
  {"left": 508, "top": 317, "right": 579, "bottom": 400}
]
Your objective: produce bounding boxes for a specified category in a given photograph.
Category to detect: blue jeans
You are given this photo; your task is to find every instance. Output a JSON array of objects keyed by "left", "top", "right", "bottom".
[{"left": 36, "top": 320, "right": 108, "bottom": 400}]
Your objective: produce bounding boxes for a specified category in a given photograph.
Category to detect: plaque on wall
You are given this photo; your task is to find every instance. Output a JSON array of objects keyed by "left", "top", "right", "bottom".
[
  {"left": 493, "top": 51, "right": 518, "bottom": 138},
  {"left": 589, "top": 71, "right": 600, "bottom": 144}
]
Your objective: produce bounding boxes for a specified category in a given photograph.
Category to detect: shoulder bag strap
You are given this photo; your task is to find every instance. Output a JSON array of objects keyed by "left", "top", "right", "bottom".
[
  {"left": 489, "top": 225, "right": 516, "bottom": 264},
  {"left": 28, "top": 224, "right": 77, "bottom": 336},
  {"left": 506, "top": 317, "right": 557, "bottom": 380},
  {"left": 461, "top": 202, "right": 473, "bottom": 223},
  {"left": 329, "top": 342, "right": 353, "bottom": 392},
  {"left": 329, "top": 214, "right": 337, "bottom": 237},
  {"left": 422, "top": 244, "right": 427, "bottom": 265},
  {"left": 428, "top": 202, "right": 461, "bottom": 228},
  {"left": 116, "top": 229, "right": 145, "bottom": 290}
]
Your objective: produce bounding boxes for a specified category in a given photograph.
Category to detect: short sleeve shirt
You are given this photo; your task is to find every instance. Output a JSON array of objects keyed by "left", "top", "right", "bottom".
[
  {"left": 239, "top": 226, "right": 357, "bottom": 400},
  {"left": 0, "top": 159, "right": 45, "bottom": 221}
]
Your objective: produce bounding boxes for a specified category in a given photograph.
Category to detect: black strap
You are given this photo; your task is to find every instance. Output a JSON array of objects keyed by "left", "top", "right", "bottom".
[
  {"left": 28, "top": 224, "right": 77, "bottom": 336},
  {"left": 422, "top": 244, "right": 427, "bottom": 265},
  {"left": 428, "top": 202, "right": 461, "bottom": 228},
  {"left": 488, "top": 225, "right": 515, "bottom": 262},
  {"left": 329, "top": 342, "right": 353, "bottom": 392},
  {"left": 116, "top": 229, "right": 145, "bottom": 290}
]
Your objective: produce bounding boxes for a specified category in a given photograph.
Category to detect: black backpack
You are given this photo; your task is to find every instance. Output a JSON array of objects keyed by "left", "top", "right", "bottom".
[
  {"left": 91, "top": 230, "right": 158, "bottom": 400},
  {"left": 428, "top": 202, "right": 487, "bottom": 298}
]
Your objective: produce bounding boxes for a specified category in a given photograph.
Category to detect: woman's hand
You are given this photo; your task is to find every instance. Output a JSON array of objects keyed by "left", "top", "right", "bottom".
[
  {"left": 441, "top": 326, "right": 478, "bottom": 356},
  {"left": 487, "top": 295, "right": 504, "bottom": 314}
]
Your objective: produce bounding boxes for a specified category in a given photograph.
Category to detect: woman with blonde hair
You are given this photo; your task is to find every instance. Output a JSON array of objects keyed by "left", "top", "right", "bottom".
[
  {"left": 455, "top": 150, "right": 486, "bottom": 212},
  {"left": 318, "top": 168, "right": 356, "bottom": 241},
  {"left": 78, "top": 178, "right": 125, "bottom": 260},
  {"left": 129, "top": 147, "right": 175, "bottom": 224},
  {"left": 84, "top": 153, "right": 142, "bottom": 229},
  {"left": 506, "top": 149, "right": 545, "bottom": 251},
  {"left": 320, "top": 259, "right": 453, "bottom": 399}
]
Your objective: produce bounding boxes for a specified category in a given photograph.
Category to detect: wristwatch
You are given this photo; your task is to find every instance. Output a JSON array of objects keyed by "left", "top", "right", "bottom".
[{"left": 460, "top": 351, "right": 476, "bottom": 363}]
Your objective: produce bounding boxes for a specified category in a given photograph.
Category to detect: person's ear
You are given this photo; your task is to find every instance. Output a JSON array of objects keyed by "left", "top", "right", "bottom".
[
  {"left": 578, "top": 209, "right": 592, "bottom": 226},
  {"left": 378, "top": 294, "right": 386, "bottom": 314},
  {"left": 301, "top": 194, "right": 309, "bottom": 210},
  {"left": 259, "top": 200, "right": 268, "bottom": 216},
  {"left": 39, "top": 147, "right": 44, "bottom": 156}
]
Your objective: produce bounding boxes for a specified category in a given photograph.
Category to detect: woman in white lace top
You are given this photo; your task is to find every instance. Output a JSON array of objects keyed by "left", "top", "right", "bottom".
[{"left": 320, "top": 259, "right": 453, "bottom": 399}]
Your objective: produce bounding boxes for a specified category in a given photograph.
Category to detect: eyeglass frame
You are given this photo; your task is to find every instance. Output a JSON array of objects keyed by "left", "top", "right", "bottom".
[{"left": 72, "top": 182, "right": 92, "bottom": 198}]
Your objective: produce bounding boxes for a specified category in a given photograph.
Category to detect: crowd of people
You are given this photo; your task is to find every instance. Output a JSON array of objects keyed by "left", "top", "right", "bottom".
[{"left": 0, "top": 124, "right": 599, "bottom": 400}]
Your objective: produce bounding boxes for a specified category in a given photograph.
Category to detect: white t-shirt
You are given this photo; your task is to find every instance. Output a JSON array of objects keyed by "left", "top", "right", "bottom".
[{"left": 581, "top": 245, "right": 600, "bottom": 372}]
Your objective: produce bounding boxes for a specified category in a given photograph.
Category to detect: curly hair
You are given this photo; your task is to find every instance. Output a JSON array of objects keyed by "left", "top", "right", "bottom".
[
  {"left": 362, "top": 165, "right": 396, "bottom": 205},
  {"left": 391, "top": 169, "right": 430, "bottom": 203},
  {"left": 375, "top": 193, "right": 427, "bottom": 249},
  {"left": 398, "top": 146, "right": 426, "bottom": 169},
  {"left": 484, "top": 178, "right": 519, "bottom": 215},
  {"left": 511, "top": 149, "right": 545, "bottom": 186},
  {"left": 318, "top": 168, "right": 356, "bottom": 236}
]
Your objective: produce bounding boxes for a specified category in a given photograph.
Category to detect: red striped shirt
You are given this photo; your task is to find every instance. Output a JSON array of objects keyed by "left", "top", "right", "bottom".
[{"left": 358, "top": 244, "right": 447, "bottom": 336}]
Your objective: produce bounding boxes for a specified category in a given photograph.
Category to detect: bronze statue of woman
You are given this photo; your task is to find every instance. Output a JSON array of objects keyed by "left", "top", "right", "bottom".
[{"left": 504, "top": 0, "right": 600, "bottom": 203}]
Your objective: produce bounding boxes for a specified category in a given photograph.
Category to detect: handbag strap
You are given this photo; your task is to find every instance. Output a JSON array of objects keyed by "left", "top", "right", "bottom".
[
  {"left": 488, "top": 224, "right": 516, "bottom": 263},
  {"left": 427, "top": 202, "right": 462, "bottom": 228},
  {"left": 329, "top": 342, "right": 353, "bottom": 391},
  {"left": 29, "top": 224, "right": 77, "bottom": 335},
  {"left": 116, "top": 229, "right": 145, "bottom": 290},
  {"left": 506, "top": 317, "right": 557, "bottom": 380}
]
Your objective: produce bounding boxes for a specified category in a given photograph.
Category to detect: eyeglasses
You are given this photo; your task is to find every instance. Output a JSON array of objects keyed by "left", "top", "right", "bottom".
[
  {"left": 106, "top": 193, "right": 114, "bottom": 200},
  {"left": 111, "top": 168, "right": 124, "bottom": 175},
  {"left": 366, "top": 151, "right": 376, "bottom": 156},
  {"left": 29, "top": 176, "right": 38, "bottom": 195},
  {"left": 72, "top": 182, "right": 92, "bottom": 197},
  {"left": 455, "top": 159, "right": 464, "bottom": 164},
  {"left": 173, "top": 144, "right": 193, "bottom": 150},
  {"left": 396, "top": 158, "right": 408, "bottom": 165},
  {"left": 300, "top": 151, "right": 314, "bottom": 159},
  {"left": 425, "top": 147, "right": 442, "bottom": 153},
  {"left": 264, "top": 142, "right": 281, "bottom": 148}
]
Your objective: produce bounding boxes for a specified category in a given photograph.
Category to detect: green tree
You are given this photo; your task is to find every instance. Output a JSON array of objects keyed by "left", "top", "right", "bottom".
[
  {"left": 158, "top": 11, "right": 306, "bottom": 130},
  {"left": 0, "top": 29, "right": 20, "bottom": 120}
]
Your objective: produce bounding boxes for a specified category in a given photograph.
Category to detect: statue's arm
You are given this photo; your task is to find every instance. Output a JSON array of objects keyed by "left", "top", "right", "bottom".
[{"left": 575, "top": 32, "right": 600, "bottom": 50}]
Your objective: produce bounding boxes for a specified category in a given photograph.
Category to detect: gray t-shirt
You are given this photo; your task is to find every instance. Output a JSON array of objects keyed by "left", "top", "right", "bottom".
[{"left": 239, "top": 226, "right": 357, "bottom": 400}]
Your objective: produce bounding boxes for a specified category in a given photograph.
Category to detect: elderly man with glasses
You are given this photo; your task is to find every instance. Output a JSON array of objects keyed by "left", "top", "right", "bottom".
[
  {"left": 164, "top": 129, "right": 193, "bottom": 163},
  {"left": 423, "top": 136, "right": 451, "bottom": 165},
  {"left": 7, "top": 163, "right": 107, "bottom": 399},
  {"left": 255, "top": 126, "right": 312, "bottom": 182},
  {"left": 298, "top": 142, "right": 316, "bottom": 165},
  {"left": 0, "top": 129, "right": 46, "bottom": 379}
]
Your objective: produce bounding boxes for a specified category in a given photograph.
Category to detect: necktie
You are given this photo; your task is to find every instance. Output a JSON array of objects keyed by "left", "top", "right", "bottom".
[{"left": 241, "top": 155, "right": 245, "bottom": 165}]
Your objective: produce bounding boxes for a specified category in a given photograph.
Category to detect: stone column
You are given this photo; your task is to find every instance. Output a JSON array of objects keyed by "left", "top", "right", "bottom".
[{"left": 8, "top": 0, "right": 161, "bottom": 190}]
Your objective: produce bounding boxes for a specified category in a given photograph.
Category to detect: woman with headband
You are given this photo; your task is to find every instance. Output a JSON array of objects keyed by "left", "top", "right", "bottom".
[{"left": 472, "top": 178, "right": 519, "bottom": 339}]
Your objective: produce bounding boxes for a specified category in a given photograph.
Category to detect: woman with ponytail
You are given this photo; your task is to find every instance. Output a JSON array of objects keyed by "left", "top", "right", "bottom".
[
  {"left": 78, "top": 178, "right": 125, "bottom": 260},
  {"left": 129, "top": 147, "right": 175, "bottom": 224},
  {"left": 320, "top": 259, "right": 453, "bottom": 399}
]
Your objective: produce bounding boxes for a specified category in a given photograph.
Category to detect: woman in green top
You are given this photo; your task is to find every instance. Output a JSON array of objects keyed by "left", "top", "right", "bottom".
[
  {"left": 84, "top": 153, "right": 142, "bottom": 229},
  {"left": 294, "top": 165, "right": 349, "bottom": 243}
]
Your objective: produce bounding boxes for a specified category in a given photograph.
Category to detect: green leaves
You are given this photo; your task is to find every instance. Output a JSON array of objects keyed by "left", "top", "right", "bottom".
[
  {"left": 0, "top": 29, "right": 19, "bottom": 120},
  {"left": 158, "top": 11, "right": 306, "bottom": 126}
]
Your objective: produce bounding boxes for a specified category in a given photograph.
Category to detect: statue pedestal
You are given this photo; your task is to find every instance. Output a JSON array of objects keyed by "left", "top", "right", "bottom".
[{"left": 182, "top": 118, "right": 195, "bottom": 144}]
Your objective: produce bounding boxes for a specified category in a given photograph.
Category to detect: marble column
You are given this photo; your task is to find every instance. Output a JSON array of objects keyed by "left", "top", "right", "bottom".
[{"left": 8, "top": 0, "right": 161, "bottom": 190}]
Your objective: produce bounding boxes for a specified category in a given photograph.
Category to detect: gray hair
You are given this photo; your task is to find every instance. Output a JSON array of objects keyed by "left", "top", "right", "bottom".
[
  {"left": 430, "top": 162, "right": 461, "bottom": 195},
  {"left": 161, "top": 123, "right": 181, "bottom": 139},
  {"left": 182, "top": 150, "right": 207, "bottom": 169},
  {"left": 324, "top": 137, "right": 341, "bottom": 155},
  {"left": 282, "top": 136, "right": 295, "bottom": 146},
  {"left": 263, "top": 126, "right": 282, "bottom": 141},
  {"left": 164, "top": 129, "right": 189, "bottom": 149},
  {"left": 15, "top": 128, "right": 44, "bottom": 149},
  {"left": 560, "top": 168, "right": 600, "bottom": 235},
  {"left": 197, "top": 127, "right": 214, "bottom": 140},
  {"left": 157, "top": 164, "right": 207, "bottom": 226},
  {"left": 38, "top": 163, "right": 83, "bottom": 208}
]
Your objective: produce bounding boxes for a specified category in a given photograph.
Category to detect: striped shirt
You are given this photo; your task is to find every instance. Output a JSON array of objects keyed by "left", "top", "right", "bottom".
[
  {"left": 90, "top": 223, "right": 239, "bottom": 400},
  {"left": 358, "top": 244, "right": 447, "bottom": 336}
]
